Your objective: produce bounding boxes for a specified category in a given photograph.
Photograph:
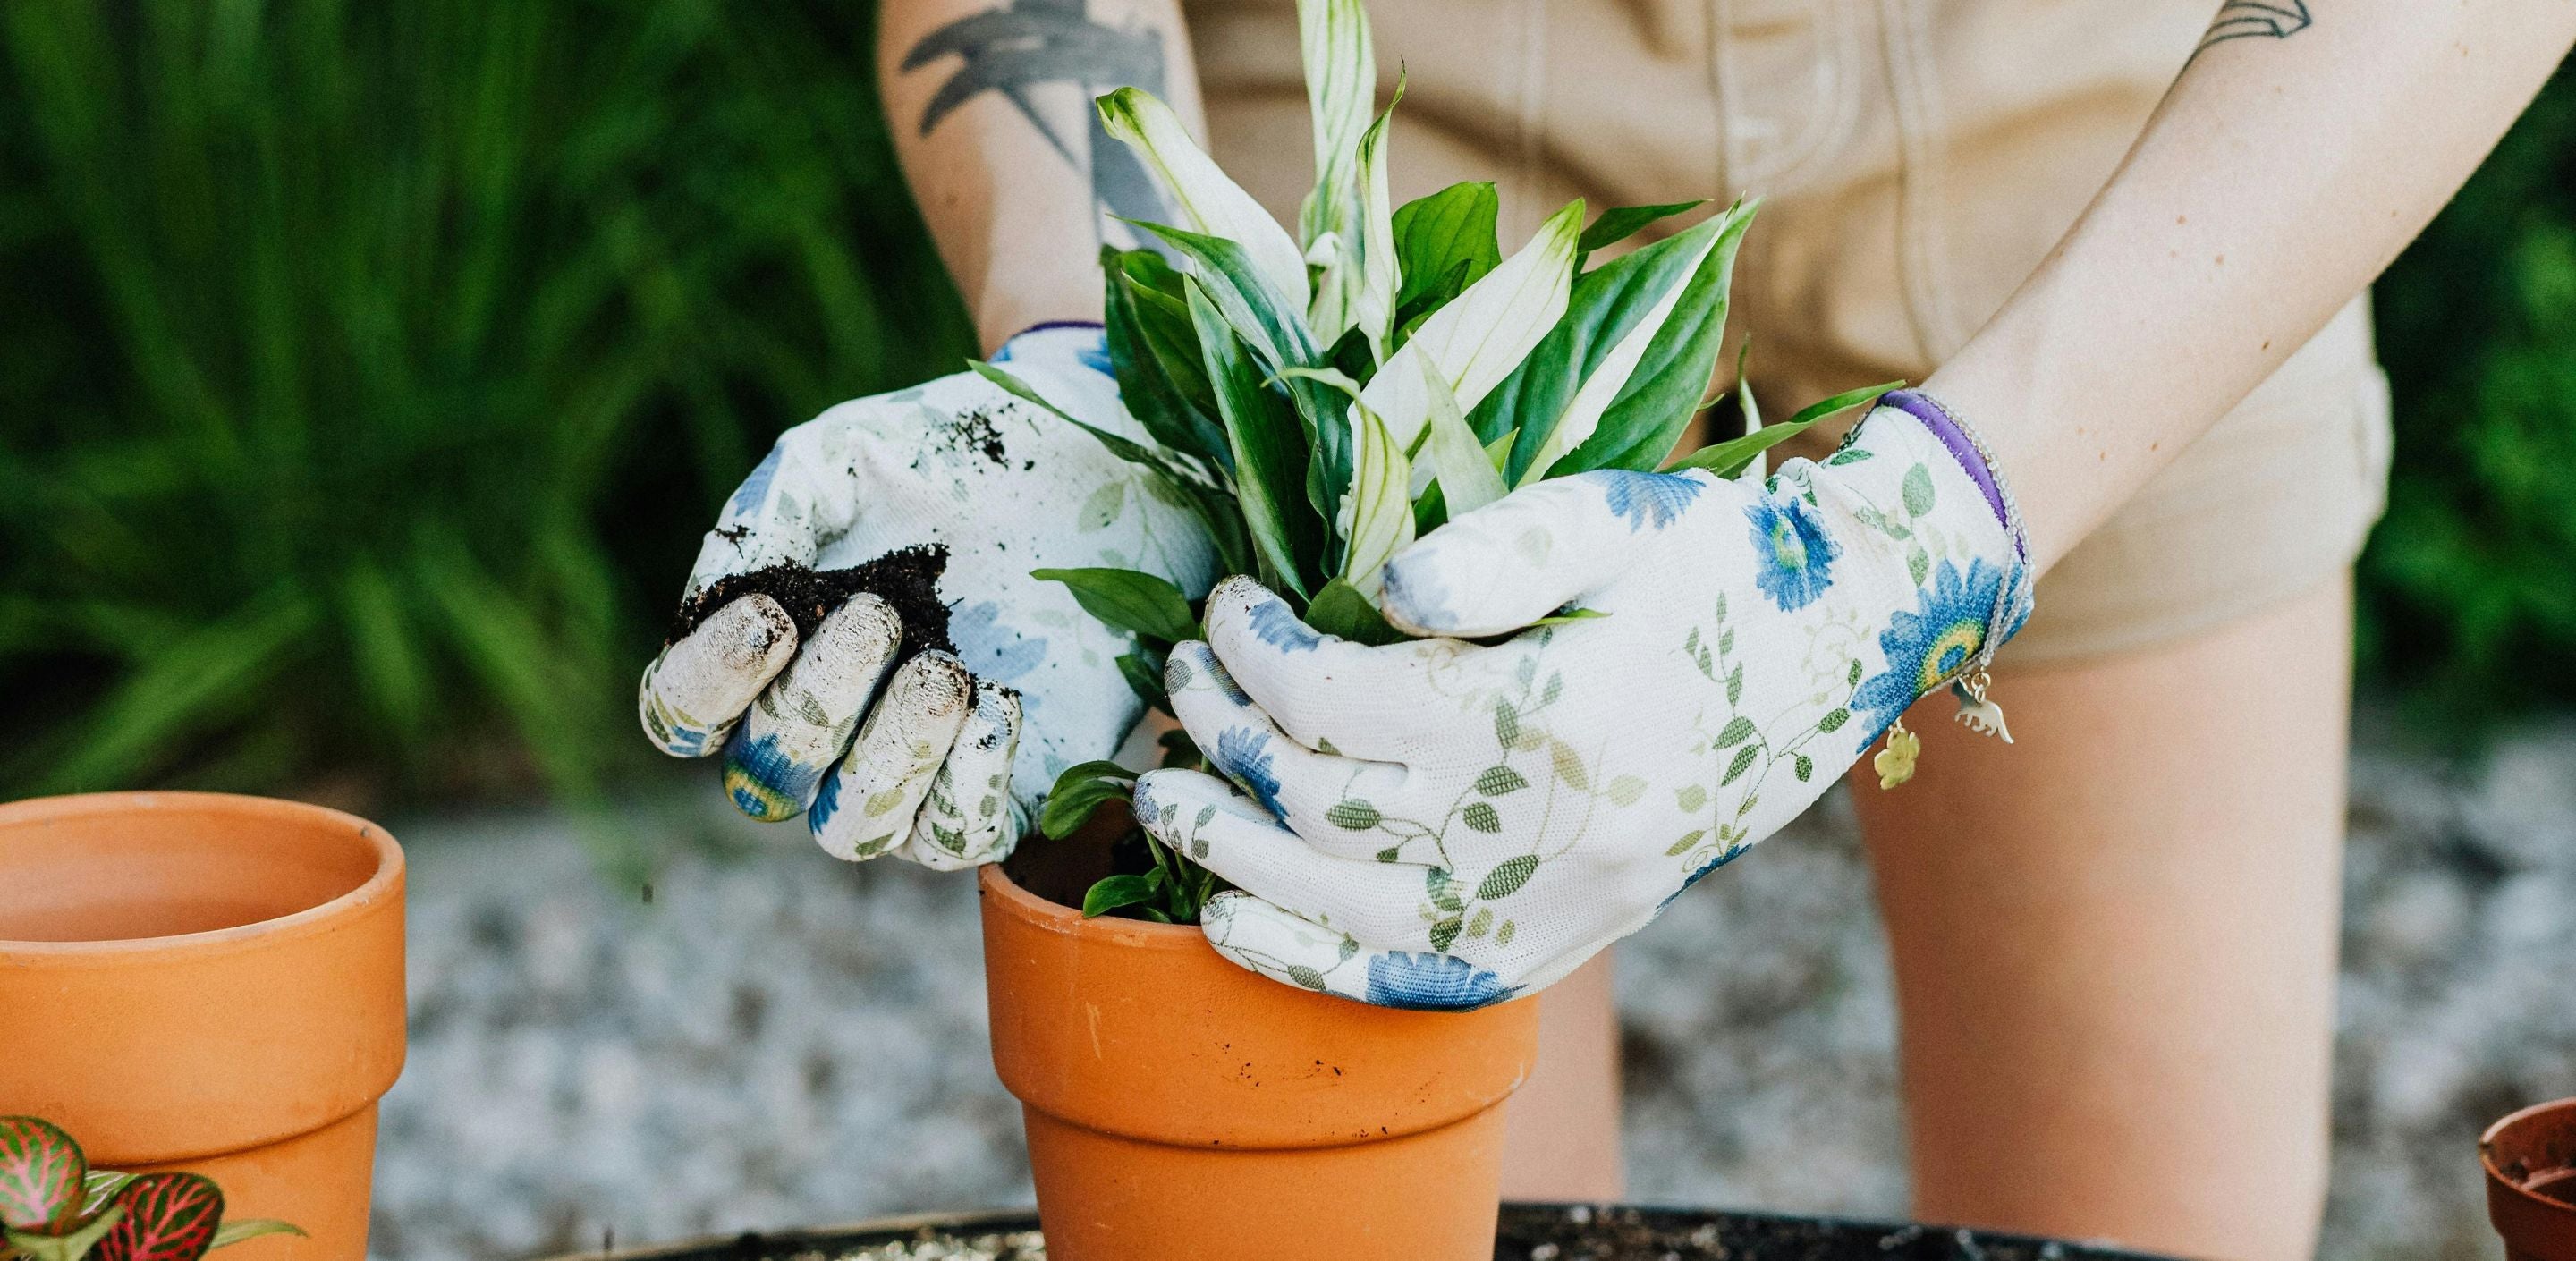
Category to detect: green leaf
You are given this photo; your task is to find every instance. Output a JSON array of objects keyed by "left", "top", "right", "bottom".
[
  {"left": 1493, "top": 700, "right": 1521, "bottom": 747},
  {"left": 1102, "top": 248, "right": 1229, "bottom": 468},
  {"left": 1492, "top": 210, "right": 1737, "bottom": 480},
  {"left": 1030, "top": 567, "right": 1197, "bottom": 643},
  {"left": 1477, "top": 854, "right": 1539, "bottom": 900},
  {"left": 1391, "top": 182, "right": 1502, "bottom": 316},
  {"left": 1082, "top": 873, "right": 1164, "bottom": 918},
  {"left": 1306, "top": 579, "right": 1409, "bottom": 646},
  {"left": 1819, "top": 707, "right": 1851, "bottom": 732},
  {"left": 1285, "top": 965, "right": 1331, "bottom": 991},
  {"left": 1665, "top": 829, "right": 1707, "bottom": 857},
  {"left": 1040, "top": 761, "right": 1139, "bottom": 840},
  {"left": 1474, "top": 766, "right": 1529, "bottom": 795},
  {"left": 208, "top": 1220, "right": 307, "bottom": 1253},
  {"left": 1130, "top": 220, "right": 1352, "bottom": 520},
  {"left": 1902, "top": 463, "right": 1937, "bottom": 517},
  {"left": 1462, "top": 801, "right": 1503, "bottom": 833},
  {"left": 1793, "top": 755, "right": 1814, "bottom": 782},
  {"left": 1116, "top": 649, "right": 1168, "bottom": 712},
  {"left": 1715, "top": 716, "right": 1756, "bottom": 749},
  {"left": 1529, "top": 607, "right": 1609, "bottom": 626},
  {"left": 1097, "top": 87, "right": 1309, "bottom": 310},
  {"left": 1546, "top": 199, "right": 1760, "bottom": 477},
  {"left": 1677, "top": 783, "right": 1707, "bottom": 812},
  {"left": 1157, "top": 727, "right": 1202, "bottom": 767},
  {"left": 1576, "top": 200, "right": 1708, "bottom": 258},
  {"left": 1665, "top": 380, "right": 1905, "bottom": 478},
  {"left": 1326, "top": 800, "right": 1382, "bottom": 829},
  {"left": 1188, "top": 279, "right": 1325, "bottom": 597},
  {"left": 1721, "top": 744, "right": 1759, "bottom": 786},
  {"left": 76, "top": 1175, "right": 129, "bottom": 1221},
  {"left": 1606, "top": 774, "right": 1647, "bottom": 806},
  {"left": 1662, "top": 420, "right": 1817, "bottom": 478},
  {"left": 7, "top": 1206, "right": 122, "bottom": 1261}
]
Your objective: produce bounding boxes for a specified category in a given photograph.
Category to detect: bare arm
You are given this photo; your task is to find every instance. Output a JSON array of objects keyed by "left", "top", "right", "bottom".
[
  {"left": 1933, "top": 0, "right": 2576, "bottom": 573},
  {"left": 879, "top": 0, "right": 1205, "bottom": 352}
]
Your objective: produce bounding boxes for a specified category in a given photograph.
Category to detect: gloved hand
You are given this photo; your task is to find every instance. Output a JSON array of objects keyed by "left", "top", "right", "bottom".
[
  {"left": 1129, "top": 392, "right": 2031, "bottom": 1008},
  {"left": 640, "top": 324, "right": 1216, "bottom": 867}
]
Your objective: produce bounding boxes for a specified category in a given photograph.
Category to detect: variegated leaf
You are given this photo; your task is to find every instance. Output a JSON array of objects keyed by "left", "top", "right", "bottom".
[
  {"left": 1097, "top": 87, "right": 1309, "bottom": 312},
  {"left": 1358, "top": 199, "right": 1583, "bottom": 448}
]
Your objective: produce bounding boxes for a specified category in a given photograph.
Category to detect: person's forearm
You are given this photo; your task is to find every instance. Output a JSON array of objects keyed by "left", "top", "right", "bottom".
[
  {"left": 880, "top": 0, "right": 1204, "bottom": 352},
  {"left": 1931, "top": 1, "right": 2576, "bottom": 573}
]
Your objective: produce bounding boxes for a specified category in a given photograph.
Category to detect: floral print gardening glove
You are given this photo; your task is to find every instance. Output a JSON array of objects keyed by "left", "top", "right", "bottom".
[
  {"left": 640, "top": 325, "right": 1215, "bottom": 868},
  {"left": 1131, "top": 392, "right": 2032, "bottom": 1009}
]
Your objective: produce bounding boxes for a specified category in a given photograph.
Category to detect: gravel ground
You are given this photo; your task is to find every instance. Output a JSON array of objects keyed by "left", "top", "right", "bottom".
[{"left": 374, "top": 715, "right": 2576, "bottom": 1260}]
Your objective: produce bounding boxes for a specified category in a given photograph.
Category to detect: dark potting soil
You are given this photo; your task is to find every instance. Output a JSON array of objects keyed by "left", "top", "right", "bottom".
[
  {"left": 562, "top": 1205, "right": 2178, "bottom": 1261},
  {"left": 668, "top": 546, "right": 953, "bottom": 660}
]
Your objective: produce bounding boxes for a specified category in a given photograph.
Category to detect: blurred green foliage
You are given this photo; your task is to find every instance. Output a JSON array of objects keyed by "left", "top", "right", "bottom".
[
  {"left": 0, "top": 1, "right": 972, "bottom": 805},
  {"left": 0, "top": 10, "right": 2565, "bottom": 811},
  {"left": 2363, "top": 63, "right": 2576, "bottom": 728}
]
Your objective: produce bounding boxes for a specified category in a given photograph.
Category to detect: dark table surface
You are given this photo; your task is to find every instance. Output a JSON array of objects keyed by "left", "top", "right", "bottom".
[{"left": 547, "top": 1204, "right": 2182, "bottom": 1261}]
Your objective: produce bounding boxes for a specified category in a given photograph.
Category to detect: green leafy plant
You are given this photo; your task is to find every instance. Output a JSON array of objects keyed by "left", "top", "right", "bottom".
[
  {"left": 0, "top": 1, "right": 970, "bottom": 825},
  {"left": 2362, "top": 63, "right": 2576, "bottom": 729},
  {"left": 979, "top": 0, "right": 1896, "bottom": 920},
  {"left": 0, "top": 1117, "right": 301, "bottom": 1261}
]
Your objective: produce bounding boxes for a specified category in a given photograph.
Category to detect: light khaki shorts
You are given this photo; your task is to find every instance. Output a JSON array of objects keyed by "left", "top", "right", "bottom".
[{"left": 1190, "top": 0, "right": 2393, "bottom": 663}]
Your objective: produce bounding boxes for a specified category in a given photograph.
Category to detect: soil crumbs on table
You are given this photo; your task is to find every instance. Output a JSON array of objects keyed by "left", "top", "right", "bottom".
[
  {"left": 1496, "top": 1205, "right": 2122, "bottom": 1261},
  {"left": 812, "top": 1232, "right": 1043, "bottom": 1261},
  {"left": 669, "top": 546, "right": 953, "bottom": 657}
]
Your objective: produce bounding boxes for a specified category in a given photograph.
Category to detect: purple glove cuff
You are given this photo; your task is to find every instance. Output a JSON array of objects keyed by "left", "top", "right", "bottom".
[{"left": 1877, "top": 388, "right": 2017, "bottom": 556}]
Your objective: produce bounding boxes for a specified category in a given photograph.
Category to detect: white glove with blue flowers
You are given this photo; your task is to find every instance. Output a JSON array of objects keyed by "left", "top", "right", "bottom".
[
  {"left": 1130, "top": 394, "right": 2030, "bottom": 1008},
  {"left": 640, "top": 325, "right": 1215, "bottom": 867}
]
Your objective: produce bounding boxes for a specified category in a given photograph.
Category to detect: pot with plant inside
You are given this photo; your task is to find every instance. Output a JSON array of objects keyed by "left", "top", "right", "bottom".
[
  {"left": 642, "top": 0, "right": 1896, "bottom": 1252},
  {"left": 962, "top": 0, "right": 1900, "bottom": 1249}
]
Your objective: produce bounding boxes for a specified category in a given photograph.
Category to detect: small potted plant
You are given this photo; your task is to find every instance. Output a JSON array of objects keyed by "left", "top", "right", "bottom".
[
  {"left": 0, "top": 794, "right": 406, "bottom": 1261},
  {"left": 970, "top": 0, "right": 1894, "bottom": 1255},
  {"left": 0, "top": 1115, "right": 302, "bottom": 1261}
]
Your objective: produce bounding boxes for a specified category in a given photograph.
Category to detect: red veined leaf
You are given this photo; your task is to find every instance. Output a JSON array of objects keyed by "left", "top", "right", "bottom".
[
  {"left": 95, "top": 1173, "right": 222, "bottom": 1261},
  {"left": 0, "top": 1117, "right": 87, "bottom": 1230}
]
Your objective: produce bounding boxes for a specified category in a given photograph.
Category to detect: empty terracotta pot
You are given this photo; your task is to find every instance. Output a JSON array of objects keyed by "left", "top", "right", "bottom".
[
  {"left": 979, "top": 862, "right": 1541, "bottom": 1261},
  {"left": 2486, "top": 1097, "right": 2576, "bottom": 1261},
  {"left": 0, "top": 792, "right": 407, "bottom": 1260}
]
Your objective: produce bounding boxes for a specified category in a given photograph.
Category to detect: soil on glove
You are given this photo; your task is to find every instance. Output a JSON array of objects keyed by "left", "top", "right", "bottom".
[{"left": 669, "top": 545, "right": 954, "bottom": 662}]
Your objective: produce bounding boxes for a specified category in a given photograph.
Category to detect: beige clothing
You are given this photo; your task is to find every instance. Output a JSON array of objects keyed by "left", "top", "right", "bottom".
[{"left": 1189, "top": 0, "right": 2392, "bottom": 662}]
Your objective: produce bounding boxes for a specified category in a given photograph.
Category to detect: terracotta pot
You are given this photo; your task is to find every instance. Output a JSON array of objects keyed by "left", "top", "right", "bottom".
[
  {"left": 0, "top": 792, "right": 407, "bottom": 1261},
  {"left": 978, "top": 863, "right": 1540, "bottom": 1261},
  {"left": 2486, "top": 1097, "right": 2576, "bottom": 1261}
]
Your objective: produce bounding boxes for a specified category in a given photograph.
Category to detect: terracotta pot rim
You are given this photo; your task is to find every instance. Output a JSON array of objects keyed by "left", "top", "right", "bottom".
[
  {"left": 0, "top": 791, "right": 404, "bottom": 958},
  {"left": 978, "top": 860, "right": 1205, "bottom": 949},
  {"left": 2482, "top": 1096, "right": 2576, "bottom": 1215}
]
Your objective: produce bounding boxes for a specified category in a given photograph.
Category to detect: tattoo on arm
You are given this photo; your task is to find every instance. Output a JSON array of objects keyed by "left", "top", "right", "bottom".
[
  {"left": 903, "top": 0, "right": 1177, "bottom": 250},
  {"left": 2193, "top": 1, "right": 2313, "bottom": 56}
]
